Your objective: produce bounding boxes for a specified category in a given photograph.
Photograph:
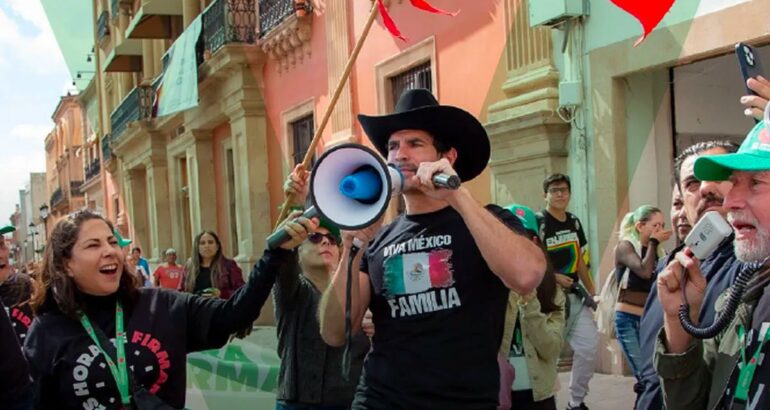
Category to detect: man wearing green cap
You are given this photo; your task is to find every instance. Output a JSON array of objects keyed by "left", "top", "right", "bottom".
[
  {"left": 273, "top": 166, "right": 370, "bottom": 410},
  {"left": 655, "top": 121, "right": 770, "bottom": 409}
]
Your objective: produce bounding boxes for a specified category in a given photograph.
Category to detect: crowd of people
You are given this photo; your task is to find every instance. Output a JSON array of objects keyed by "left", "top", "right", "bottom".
[{"left": 0, "top": 79, "right": 769, "bottom": 410}]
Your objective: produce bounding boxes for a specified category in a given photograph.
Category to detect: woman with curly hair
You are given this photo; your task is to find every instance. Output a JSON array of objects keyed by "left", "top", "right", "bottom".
[{"left": 24, "top": 209, "right": 316, "bottom": 409}]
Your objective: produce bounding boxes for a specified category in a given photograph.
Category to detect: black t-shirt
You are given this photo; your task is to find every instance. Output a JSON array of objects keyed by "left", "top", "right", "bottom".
[
  {"left": 0, "top": 273, "right": 34, "bottom": 345},
  {"left": 0, "top": 298, "right": 33, "bottom": 402},
  {"left": 353, "top": 205, "right": 526, "bottom": 409},
  {"left": 538, "top": 210, "right": 587, "bottom": 278},
  {"left": 24, "top": 248, "right": 291, "bottom": 410},
  {"left": 193, "top": 266, "right": 213, "bottom": 294}
]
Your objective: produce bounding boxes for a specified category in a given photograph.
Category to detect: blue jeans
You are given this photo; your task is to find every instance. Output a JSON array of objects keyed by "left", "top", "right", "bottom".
[
  {"left": 615, "top": 311, "right": 643, "bottom": 380},
  {"left": 276, "top": 403, "right": 347, "bottom": 410}
]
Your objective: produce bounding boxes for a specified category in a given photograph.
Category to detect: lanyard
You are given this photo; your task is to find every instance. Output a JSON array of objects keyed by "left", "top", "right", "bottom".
[
  {"left": 79, "top": 302, "right": 131, "bottom": 406},
  {"left": 734, "top": 324, "right": 770, "bottom": 402}
]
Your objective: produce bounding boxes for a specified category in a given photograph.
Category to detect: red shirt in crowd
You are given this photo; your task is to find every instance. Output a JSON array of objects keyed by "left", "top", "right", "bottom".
[{"left": 153, "top": 264, "right": 185, "bottom": 289}]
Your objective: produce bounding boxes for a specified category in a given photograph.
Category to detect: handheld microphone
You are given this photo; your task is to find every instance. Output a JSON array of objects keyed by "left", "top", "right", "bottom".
[{"left": 432, "top": 173, "right": 461, "bottom": 190}]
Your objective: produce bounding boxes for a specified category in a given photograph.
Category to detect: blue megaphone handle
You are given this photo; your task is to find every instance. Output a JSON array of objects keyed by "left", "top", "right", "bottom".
[{"left": 339, "top": 167, "right": 382, "bottom": 203}]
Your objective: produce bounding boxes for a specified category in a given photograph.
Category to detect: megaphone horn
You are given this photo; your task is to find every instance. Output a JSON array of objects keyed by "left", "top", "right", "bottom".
[{"left": 311, "top": 143, "right": 401, "bottom": 231}]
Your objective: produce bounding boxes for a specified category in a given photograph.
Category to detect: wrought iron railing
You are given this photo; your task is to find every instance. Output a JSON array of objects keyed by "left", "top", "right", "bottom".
[
  {"left": 50, "top": 188, "right": 64, "bottom": 207},
  {"left": 98, "top": 10, "right": 110, "bottom": 42},
  {"left": 70, "top": 181, "right": 84, "bottom": 197},
  {"left": 101, "top": 134, "right": 112, "bottom": 162},
  {"left": 259, "top": 0, "right": 301, "bottom": 38},
  {"left": 85, "top": 159, "right": 101, "bottom": 181},
  {"left": 200, "top": 0, "right": 258, "bottom": 59},
  {"left": 110, "top": 85, "right": 154, "bottom": 141}
]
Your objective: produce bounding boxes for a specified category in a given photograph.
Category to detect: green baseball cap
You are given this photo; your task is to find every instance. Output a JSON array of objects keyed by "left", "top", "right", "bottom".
[
  {"left": 318, "top": 218, "right": 341, "bottom": 241},
  {"left": 505, "top": 204, "right": 538, "bottom": 234},
  {"left": 695, "top": 121, "right": 770, "bottom": 181},
  {"left": 0, "top": 225, "right": 15, "bottom": 235}
]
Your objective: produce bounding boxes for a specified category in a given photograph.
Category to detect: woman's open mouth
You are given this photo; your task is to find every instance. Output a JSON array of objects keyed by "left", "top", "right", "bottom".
[{"left": 99, "top": 264, "right": 119, "bottom": 275}]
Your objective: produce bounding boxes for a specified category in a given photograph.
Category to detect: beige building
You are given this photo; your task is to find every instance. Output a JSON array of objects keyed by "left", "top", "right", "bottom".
[{"left": 44, "top": 95, "right": 87, "bottom": 233}]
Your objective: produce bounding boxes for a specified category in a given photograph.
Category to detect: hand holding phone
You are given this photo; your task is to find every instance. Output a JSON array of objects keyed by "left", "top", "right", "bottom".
[
  {"left": 736, "top": 43, "right": 765, "bottom": 95},
  {"left": 736, "top": 42, "right": 767, "bottom": 122}
]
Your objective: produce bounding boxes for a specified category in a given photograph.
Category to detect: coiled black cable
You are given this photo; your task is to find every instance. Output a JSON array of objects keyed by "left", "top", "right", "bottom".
[{"left": 678, "top": 258, "right": 768, "bottom": 339}]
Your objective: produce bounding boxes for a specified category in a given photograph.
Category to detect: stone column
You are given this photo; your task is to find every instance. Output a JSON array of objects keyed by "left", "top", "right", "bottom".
[
  {"left": 124, "top": 166, "right": 150, "bottom": 252},
  {"left": 225, "top": 101, "right": 270, "bottom": 266},
  {"left": 142, "top": 39, "right": 156, "bottom": 82},
  {"left": 485, "top": 0, "right": 569, "bottom": 210},
  {"left": 184, "top": 130, "right": 217, "bottom": 236},
  {"left": 144, "top": 154, "right": 172, "bottom": 265},
  {"left": 182, "top": 0, "right": 200, "bottom": 29},
  {"left": 324, "top": 0, "right": 355, "bottom": 143}
]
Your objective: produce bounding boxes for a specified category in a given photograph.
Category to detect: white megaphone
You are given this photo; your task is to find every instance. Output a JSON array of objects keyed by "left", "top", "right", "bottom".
[
  {"left": 310, "top": 143, "right": 403, "bottom": 230},
  {"left": 266, "top": 143, "right": 460, "bottom": 249}
]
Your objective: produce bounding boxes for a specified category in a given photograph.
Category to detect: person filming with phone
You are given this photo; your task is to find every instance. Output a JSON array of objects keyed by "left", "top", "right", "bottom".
[{"left": 655, "top": 121, "right": 770, "bottom": 409}]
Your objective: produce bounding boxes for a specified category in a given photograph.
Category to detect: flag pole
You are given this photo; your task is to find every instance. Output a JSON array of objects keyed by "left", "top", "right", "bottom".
[{"left": 274, "top": 2, "right": 381, "bottom": 228}]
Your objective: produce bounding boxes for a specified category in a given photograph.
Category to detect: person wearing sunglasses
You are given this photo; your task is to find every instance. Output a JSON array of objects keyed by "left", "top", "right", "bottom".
[{"left": 272, "top": 165, "right": 370, "bottom": 410}]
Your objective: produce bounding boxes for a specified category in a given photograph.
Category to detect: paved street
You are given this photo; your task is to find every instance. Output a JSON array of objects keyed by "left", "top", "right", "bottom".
[{"left": 556, "top": 372, "right": 636, "bottom": 410}]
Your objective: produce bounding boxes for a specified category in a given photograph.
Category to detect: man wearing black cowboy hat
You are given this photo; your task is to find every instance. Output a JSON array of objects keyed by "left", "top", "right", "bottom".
[{"left": 320, "top": 89, "right": 547, "bottom": 409}]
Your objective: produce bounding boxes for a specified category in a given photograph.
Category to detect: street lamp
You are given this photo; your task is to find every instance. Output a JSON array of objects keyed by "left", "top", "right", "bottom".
[
  {"left": 27, "top": 222, "right": 37, "bottom": 263},
  {"left": 39, "top": 204, "right": 50, "bottom": 242}
]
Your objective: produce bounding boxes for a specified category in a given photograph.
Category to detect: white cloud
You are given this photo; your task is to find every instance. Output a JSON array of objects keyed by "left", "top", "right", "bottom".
[
  {"left": 0, "top": 5, "right": 67, "bottom": 75},
  {"left": 9, "top": 124, "right": 52, "bottom": 143},
  {"left": 6, "top": 0, "right": 49, "bottom": 31}
]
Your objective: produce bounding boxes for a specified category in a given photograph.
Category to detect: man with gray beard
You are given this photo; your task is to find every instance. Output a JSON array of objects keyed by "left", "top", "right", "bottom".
[
  {"left": 637, "top": 141, "right": 739, "bottom": 410},
  {"left": 655, "top": 121, "right": 770, "bottom": 409}
]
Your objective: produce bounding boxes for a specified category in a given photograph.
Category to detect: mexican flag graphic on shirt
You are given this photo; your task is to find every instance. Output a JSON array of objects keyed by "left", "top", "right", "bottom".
[{"left": 383, "top": 250, "right": 454, "bottom": 297}]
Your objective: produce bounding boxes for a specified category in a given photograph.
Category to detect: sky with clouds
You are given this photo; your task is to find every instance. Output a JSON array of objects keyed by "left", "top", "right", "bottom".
[{"left": 0, "top": 0, "right": 76, "bottom": 225}]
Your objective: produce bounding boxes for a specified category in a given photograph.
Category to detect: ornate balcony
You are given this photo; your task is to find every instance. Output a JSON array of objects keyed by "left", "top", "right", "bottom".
[
  {"left": 258, "top": 0, "right": 312, "bottom": 72},
  {"left": 200, "top": 0, "right": 257, "bottom": 59},
  {"left": 84, "top": 159, "right": 102, "bottom": 182},
  {"left": 50, "top": 187, "right": 64, "bottom": 208},
  {"left": 258, "top": 0, "right": 295, "bottom": 38},
  {"left": 110, "top": 85, "right": 154, "bottom": 142},
  {"left": 101, "top": 134, "right": 112, "bottom": 162},
  {"left": 70, "top": 181, "right": 84, "bottom": 197}
]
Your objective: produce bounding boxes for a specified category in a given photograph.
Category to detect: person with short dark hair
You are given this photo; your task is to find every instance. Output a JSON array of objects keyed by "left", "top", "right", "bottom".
[
  {"left": 152, "top": 248, "right": 184, "bottom": 289},
  {"left": 273, "top": 166, "right": 370, "bottom": 410},
  {"left": 636, "top": 141, "right": 741, "bottom": 410},
  {"left": 670, "top": 183, "right": 691, "bottom": 248},
  {"left": 537, "top": 173, "right": 595, "bottom": 410},
  {"left": 130, "top": 247, "right": 151, "bottom": 287},
  {"left": 0, "top": 226, "right": 34, "bottom": 346},
  {"left": 655, "top": 121, "right": 770, "bottom": 409},
  {"left": 319, "top": 89, "right": 545, "bottom": 409},
  {"left": 23, "top": 209, "right": 313, "bottom": 409}
]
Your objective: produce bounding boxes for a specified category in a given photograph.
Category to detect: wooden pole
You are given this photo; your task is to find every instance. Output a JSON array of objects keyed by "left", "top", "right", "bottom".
[{"left": 274, "top": 3, "right": 381, "bottom": 228}]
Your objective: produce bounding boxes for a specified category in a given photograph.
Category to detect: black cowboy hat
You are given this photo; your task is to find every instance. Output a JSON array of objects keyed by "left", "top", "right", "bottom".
[{"left": 357, "top": 88, "right": 490, "bottom": 182}]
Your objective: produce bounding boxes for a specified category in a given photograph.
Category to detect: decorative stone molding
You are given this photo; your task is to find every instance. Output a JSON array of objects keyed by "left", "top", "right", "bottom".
[{"left": 259, "top": 13, "right": 312, "bottom": 73}]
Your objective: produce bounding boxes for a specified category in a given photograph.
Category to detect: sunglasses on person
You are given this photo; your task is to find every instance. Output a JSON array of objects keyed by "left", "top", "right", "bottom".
[{"left": 306, "top": 232, "right": 340, "bottom": 246}]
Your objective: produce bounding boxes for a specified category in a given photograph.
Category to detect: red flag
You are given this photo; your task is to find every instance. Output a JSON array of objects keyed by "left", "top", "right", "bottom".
[
  {"left": 377, "top": 0, "right": 459, "bottom": 42},
  {"left": 609, "top": 0, "right": 676, "bottom": 47},
  {"left": 409, "top": 0, "right": 459, "bottom": 16},
  {"left": 377, "top": 0, "right": 405, "bottom": 41}
]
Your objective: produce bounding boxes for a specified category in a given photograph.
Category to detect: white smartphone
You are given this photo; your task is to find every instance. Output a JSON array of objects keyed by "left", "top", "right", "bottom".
[{"left": 684, "top": 211, "right": 733, "bottom": 260}]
